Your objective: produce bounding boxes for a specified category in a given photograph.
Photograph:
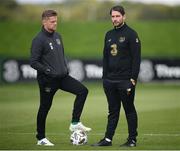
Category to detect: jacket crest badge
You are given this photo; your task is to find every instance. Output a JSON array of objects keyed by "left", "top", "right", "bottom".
[
  {"left": 119, "top": 36, "right": 125, "bottom": 43},
  {"left": 56, "top": 39, "right": 61, "bottom": 45}
]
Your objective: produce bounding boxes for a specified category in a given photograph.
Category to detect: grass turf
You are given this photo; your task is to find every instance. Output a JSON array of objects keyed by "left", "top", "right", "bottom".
[{"left": 0, "top": 82, "right": 180, "bottom": 150}]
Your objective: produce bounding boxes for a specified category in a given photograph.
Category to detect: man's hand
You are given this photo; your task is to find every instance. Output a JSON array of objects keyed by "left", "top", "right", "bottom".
[{"left": 130, "top": 78, "right": 136, "bottom": 86}]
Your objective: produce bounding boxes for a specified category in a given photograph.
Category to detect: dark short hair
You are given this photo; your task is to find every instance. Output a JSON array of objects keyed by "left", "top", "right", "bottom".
[
  {"left": 110, "top": 5, "right": 125, "bottom": 16},
  {"left": 42, "top": 10, "right": 57, "bottom": 20}
]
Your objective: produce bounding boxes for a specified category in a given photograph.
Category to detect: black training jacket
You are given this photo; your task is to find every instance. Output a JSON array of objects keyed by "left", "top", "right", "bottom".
[
  {"left": 103, "top": 23, "right": 141, "bottom": 81},
  {"left": 30, "top": 27, "right": 68, "bottom": 78}
]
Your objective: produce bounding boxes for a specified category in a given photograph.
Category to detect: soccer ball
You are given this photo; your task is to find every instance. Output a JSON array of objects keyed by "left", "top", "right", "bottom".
[{"left": 70, "top": 130, "right": 88, "bottom": 145}]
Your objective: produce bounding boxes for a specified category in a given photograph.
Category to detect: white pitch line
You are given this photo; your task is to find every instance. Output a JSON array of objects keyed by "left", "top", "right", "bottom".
[
  {"left": 1, "top": 150, "right": 180, "bottom": 151},
  {"left": 3, "top": 132, "right": 180, "bottom": 137},
  {"left": 144, "top": 133, "right": 180, "bottom": 137}
]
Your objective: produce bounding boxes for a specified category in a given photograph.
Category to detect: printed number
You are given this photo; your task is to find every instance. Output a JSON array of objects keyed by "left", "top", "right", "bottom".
[{"left": 110, "top": 44, "right": 118, "bottom": 56}]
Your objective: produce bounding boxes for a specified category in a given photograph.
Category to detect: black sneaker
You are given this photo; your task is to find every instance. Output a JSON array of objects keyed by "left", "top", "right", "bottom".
[
  {"left": 120, "top": 139, "right": 136, "bottom": 147},
  {"left": 91, "top": 138, "right": 112, "bottom": 146}
]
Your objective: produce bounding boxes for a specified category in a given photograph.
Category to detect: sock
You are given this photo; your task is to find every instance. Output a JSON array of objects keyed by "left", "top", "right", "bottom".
[
  {"left": 72, "top": 122, "right": 78, "bottom": 125},
  {"left": 71, "top": 119, "right": 79, "bottom": 124}
]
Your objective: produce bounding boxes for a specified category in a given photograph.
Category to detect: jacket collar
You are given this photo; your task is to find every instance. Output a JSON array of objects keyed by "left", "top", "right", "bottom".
[{"left": 42, "top": 26, "right": 54, "bottom": 37}]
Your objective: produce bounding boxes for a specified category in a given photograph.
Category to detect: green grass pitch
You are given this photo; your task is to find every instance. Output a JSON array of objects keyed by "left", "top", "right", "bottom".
[{"left": 0, "top": 82, "right": 180, "bottom": 150}]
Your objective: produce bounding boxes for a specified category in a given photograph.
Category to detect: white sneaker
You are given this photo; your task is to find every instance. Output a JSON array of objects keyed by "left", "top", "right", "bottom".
[
  {"left": 69, "top": 122, "right": 92, "bottom": 132},
  {"left": 37, "top": 138, "right": 54, "bottom": 146}
]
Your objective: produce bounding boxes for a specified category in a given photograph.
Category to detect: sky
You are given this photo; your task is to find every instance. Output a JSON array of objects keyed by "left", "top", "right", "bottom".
[{"left": 16, "top": 0, "right": 180, "bottom": 6}]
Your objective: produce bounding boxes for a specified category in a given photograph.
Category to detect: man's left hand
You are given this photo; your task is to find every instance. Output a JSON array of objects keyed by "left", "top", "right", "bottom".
[{"left": 130, "top": 78, "right": 136, "bottom": 86}]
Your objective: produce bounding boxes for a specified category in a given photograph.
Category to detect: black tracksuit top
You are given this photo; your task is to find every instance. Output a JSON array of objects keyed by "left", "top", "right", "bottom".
[
  {"left": 103, "top": 23, "right": 141, "bottom": 81},
  {"left": 30, "top": 27, "right": 68, "bottom": 78}
]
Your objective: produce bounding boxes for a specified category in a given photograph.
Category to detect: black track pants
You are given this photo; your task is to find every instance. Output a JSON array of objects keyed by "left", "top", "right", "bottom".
[
  {"left": 103, "top": 79, "right": 138, "bottom": 141},
  {"left": 36, "top": 75, "right": 88, "bottom": 140}
]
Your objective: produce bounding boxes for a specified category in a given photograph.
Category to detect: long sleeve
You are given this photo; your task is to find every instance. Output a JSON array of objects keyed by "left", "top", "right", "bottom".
[
  {"left": 129, "top": 31, "right": 141, "bottom": 80},
  {"left": 102, "top": 33, "right": 108, "bottom": 78},
  {"left": 30, "top": 37, "right": 46, "bottom": 73}
]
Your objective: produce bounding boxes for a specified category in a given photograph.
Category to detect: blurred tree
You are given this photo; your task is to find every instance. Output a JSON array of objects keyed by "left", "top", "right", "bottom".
[
  {"left": 0, "top": 0, "right": 180, "bottom": 21},
  {"left": 0, "top": 0, "right": 19, "bottom": 20},
  {"left": 138, "top": 4, "right": 180, "bottom": 20},
  {"left": 171, "top": 6, "right": 180, "bottom": 20},
  {"left": 96, "top": 1, "right": 114, "bottom": 21}
]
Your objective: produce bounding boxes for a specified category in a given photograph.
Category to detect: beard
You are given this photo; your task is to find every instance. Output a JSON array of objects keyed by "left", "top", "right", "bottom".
[
  {"left": 48, "top": 26, "right": 56, "bottom": 33},
  {"left": 113, "top": 21, "right": 120, "bottom": 26},
  {"left": 113, "top": 21, "right": 124, "bottom": 28}
]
